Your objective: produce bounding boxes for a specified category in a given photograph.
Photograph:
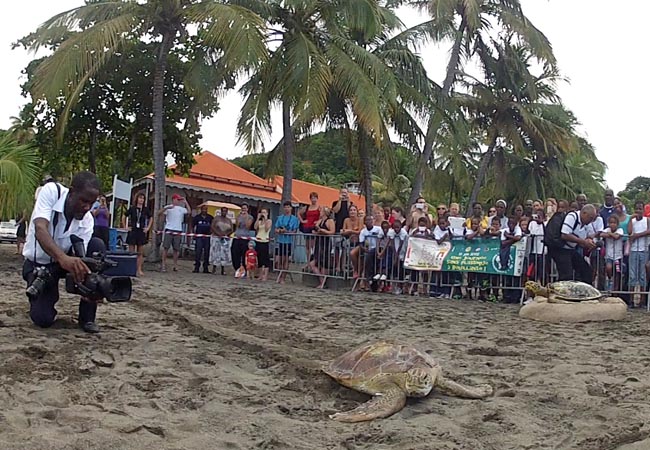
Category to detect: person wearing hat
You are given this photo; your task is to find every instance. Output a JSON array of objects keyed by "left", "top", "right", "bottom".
[
  {"left": 488, "top": 199, "right": 508, "bottom": 229},
  {"left": 158, "top": 193, "right": 190, "bottom": 272}
]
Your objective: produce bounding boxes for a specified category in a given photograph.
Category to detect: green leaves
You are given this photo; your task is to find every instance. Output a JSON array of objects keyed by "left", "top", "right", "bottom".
[{"left": 0, "top": 135, "right": 40, "bottom": 219}]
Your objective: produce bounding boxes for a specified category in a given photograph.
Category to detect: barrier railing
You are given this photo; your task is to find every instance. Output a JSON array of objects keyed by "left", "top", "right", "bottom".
[
  {"left": 265, "top": 231, "right": 650, "bottom": 311},
  {"left": 166, "top": 228, "right": 650, "bottom": 311}
]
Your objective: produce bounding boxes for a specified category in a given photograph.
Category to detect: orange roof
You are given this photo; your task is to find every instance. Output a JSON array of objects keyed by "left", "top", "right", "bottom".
[
  {"left": 274, "top": 176, "right": 366, "bottom": 210},
  {"left": 143, "top": 152, "right": 281, "bottom": 202},
  {"left": 158, "top": 172, "right": 281, "bottom": 202},
  {"left": 185, "top": 151, "right": 267, "bottom": 186},
  {"left": 141, "top": 151, "right": 366, "bottom": 207}
]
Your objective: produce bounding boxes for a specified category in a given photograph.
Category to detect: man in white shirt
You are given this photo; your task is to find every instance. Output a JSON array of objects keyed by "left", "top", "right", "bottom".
[
  {"left": 552, "top": 204, "right": 597, "bottom": 282},
  {"left": 359, "top": 216, "right": 384, "bottom": 283},
  {"left": 158, "top": 193, "right": 190, "bottom": 272},
  {"left": 22, "top": 171, "right": 104, "bottom": 333}
]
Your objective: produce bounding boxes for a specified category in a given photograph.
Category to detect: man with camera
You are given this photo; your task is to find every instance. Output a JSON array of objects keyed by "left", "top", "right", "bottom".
[{"left": 22, "top": 171, "right": 106, "bottom": 333}]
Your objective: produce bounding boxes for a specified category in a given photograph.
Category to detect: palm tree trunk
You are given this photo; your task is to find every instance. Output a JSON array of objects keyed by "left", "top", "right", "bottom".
[
  {"left": 88, "top": 127, "right": 97, "bottom": 174},
  {"left": 357, "top": 129, "right": 373, "bottom": 217},
  {"left": 150, "top": 31, "right": 175, "bottom": 260},
  {"left": 281, "top": 100, "right": 294, "bottom": 204},
  {"left": 123, "top": 130, "right": 137, "bottom": 180},
  {"left": 467, "top": 132, "right": 498, "bottom": 216},
  {"left": 409, "top": 15, "right": 467, "bottom": 205}
]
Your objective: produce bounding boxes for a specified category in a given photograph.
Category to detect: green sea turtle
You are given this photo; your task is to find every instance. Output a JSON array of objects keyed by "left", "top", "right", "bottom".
[
  {"left": 323, "top": 341, "right": 493, "bottom": 423},
  {"left": 525, "top": 280, "right": 604, "bottom": 303}
]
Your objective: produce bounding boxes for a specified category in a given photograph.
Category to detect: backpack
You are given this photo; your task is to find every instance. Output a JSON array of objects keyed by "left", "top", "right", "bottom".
[{"left": 543, "top": 211, "right": 578, "bottom": 249}]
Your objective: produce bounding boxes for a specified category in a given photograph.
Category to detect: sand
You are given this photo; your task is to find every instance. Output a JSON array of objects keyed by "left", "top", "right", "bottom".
[{"left": 1, "top": 244, "right": 650, "bottom": 450}]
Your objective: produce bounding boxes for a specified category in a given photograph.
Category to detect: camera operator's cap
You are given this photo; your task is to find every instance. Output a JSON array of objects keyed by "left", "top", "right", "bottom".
[{"left": 172, "top": 194, "right": 182, "bottom": 201}]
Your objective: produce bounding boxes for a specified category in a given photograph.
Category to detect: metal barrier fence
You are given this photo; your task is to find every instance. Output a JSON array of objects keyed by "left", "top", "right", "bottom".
[{"left": 266, "top": 231, "right": 650, "bottom": 311}]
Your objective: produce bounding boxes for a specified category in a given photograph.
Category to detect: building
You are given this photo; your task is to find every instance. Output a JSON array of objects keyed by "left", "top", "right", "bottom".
[
  {"left": 134, "top": 151, "right": 282, "bottom": 212},
  {"left": 134, "top": 151, "right": 366, "bottom": 214},
  {"left": 273, "top": 176, "right": 366, "bottom": 211}
]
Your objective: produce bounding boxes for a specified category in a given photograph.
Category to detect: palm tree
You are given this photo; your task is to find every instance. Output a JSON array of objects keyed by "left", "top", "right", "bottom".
[
  {"left": 237, "top": 0, "right": 412, "bottom": 207},
  {"left": 405, "top": 0, "right": 556, "bottom": 205},
  {"left": 0, "top": 135, "right": 40, "bottom": 219},
  {"left": 24, "top": 0, "right": 267, "bottom": 256},
  {"left": 459, "top": 38, "right": 579, "bottom": 216},
  {"left": 8, "top": 111, "right": 36, "bottom": 145}
]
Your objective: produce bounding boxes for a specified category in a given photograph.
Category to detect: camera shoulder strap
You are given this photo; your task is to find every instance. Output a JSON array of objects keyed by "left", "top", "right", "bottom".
[{"left": 35, "top": 183, "right": 62, "bottom": 265}]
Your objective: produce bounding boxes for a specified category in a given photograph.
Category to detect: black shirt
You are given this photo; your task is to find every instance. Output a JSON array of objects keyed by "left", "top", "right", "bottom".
[
  {"left": 127, "top": 206, "right": 151, "bottom": 229},
  {"left": 193, "top": 214, "right": 213, "bottom": 235},
  {"left": 332, "top": 200, "right": 349, "bottom": 232}
]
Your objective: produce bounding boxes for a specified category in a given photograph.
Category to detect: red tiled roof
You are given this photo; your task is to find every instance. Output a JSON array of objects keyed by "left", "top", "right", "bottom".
[
  {"left": 141, "top": 151, "right": 365, "bottom": 207},
  {"left": 143, "top": 152, "right": 281, "bottom": 202},
  {"left": 274, "top": 176, "right": 366, "bottom": 210},
  {"left": 158, "top": 173, "right": 281, "bottom": 202}
]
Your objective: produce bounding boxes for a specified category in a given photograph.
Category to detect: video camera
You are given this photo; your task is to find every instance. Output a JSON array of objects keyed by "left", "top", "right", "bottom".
[
  {"left": 65, "top": 235, "right": 132, "bottom": 302},
  {"left": 25, "top": 235, "right": 132, "bottom": 303}
]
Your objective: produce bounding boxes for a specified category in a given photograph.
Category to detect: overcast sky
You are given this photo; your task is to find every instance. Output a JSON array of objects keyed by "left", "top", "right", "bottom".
[{"left": 2, "top": 1, "right": 646, "bottom": 195}]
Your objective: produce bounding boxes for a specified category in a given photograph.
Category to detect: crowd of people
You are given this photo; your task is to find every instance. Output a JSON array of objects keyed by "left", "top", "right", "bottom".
[{"left": 125, "top": 186, "right": 649, "bottom": 308}]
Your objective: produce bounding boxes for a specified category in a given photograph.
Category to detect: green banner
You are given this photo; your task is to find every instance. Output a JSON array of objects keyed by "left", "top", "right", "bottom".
[{"left": 404, "top": 237, "right": 528, "bottom": 276}]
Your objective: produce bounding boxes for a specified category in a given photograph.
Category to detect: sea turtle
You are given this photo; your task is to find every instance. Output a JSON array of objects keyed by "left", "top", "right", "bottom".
[
  {"left": 525, "top": 280, "right": 604, "bottom": 303},
  {"left": 323, "top": 341, "right": 493, "bottom": 423}
]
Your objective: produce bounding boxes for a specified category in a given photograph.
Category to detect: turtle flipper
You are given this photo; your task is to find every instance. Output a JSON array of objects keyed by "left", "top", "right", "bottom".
[
  {"left": 435, "top": 376, "right": 493, "bottom": 399},
  {"left": 329, "top": 387, "right": 406, "bottom": 423}
]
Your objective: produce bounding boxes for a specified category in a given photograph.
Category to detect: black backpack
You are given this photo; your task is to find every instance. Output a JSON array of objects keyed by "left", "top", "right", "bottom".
[{"left": 543, "top": 211, "right": 578, "bottom": 249}]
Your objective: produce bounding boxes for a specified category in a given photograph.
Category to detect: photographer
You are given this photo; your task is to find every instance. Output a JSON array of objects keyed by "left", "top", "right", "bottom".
[{"left": 22, "top": 171, "right": 105, "bottom": 333}]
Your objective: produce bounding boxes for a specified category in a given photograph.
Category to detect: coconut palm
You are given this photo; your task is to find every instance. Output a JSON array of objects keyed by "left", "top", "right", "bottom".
[
  {"left": 405, "top": 0, "right": 556, "bottom": 205},
  {"left": 237, "top": 0, "right": 418, "bottom": 206},
  {"left": 24, "top": 0, "right": 267, "bottom": 256},
  {"left": 0, "top": 135, "right": 40, "bottom": 219},
  {"left": 8, "top": 111, "right": 37, "bottom": 145},
  {"left": 314, "top": 2, "right": 434, "bottom": 215},
  {"left": 459, "top": 38, "right": 579, "bottom": 215}
]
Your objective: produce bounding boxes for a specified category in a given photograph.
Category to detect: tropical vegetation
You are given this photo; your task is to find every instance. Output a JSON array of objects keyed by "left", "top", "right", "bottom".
[{"left": 10, "top": 0, "right": 612, "bottom": 223}]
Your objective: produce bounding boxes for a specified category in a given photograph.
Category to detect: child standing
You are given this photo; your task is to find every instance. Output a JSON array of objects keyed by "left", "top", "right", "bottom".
[
  {"left": 245, "top": 240, "right": 258, "bottom": 281},
  {"left": 465, "top": 217, "right": 488, "bottom": 300},
  {"left": 408, "top": 216, "right": 432, "bottom": 296},
  {"left": 600, "top": 215, "right": 624, "bottom": 291},
  {"left": 499, "top": 216, "right": 522, "bottom": 270},
  {"left": 430, "top": 215, "right": 452, "bottom": 298},
  {"left": 627, "top": 201, "right": 650, "bottom": 307},
  {"left": 387, "top": 220, "right": 409, "bottom": 295},
  {"left": 374, "top": 221, "right": 392, "bottom": 291}
]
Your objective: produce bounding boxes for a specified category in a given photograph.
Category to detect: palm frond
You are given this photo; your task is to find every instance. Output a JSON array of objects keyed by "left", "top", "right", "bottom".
[
  {"left": 0, "top": 136, "right": 40, "bottom": 219},
  {"left": 186, "top": 3, "right": 268, "bottom": 72}
]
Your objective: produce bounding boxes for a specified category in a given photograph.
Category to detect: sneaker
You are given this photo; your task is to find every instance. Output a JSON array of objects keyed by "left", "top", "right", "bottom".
[
  {"left": 380, "top": 274, "right": 387, "bottom": 281},
  {"left": 373, "top": 274, "right": 381, "bottom": 281},
  {"left": 394, "top": 288, "right": 403, "bottom": 295}
]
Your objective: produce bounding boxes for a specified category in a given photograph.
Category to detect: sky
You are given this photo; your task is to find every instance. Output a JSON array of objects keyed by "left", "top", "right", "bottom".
[{"left": 1, "top": 0, "right": 647, "bottom": 195}]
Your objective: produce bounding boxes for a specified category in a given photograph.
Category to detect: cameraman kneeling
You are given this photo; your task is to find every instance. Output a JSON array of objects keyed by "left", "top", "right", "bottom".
[{"left": 22, "top": 171, "right": 105, "bottom": 333}]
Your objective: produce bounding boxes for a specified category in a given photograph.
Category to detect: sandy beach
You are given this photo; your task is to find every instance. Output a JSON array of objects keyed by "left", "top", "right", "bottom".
[{"left": 1, "top": 244, "right": 650, "bottom": 450}]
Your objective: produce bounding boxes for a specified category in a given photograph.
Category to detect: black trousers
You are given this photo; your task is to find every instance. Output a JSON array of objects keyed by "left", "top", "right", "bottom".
[
  {"left": 93, "top": 226, "right": 110, "bottom": 248},
  {"left": 549, "top": 247, "right": 591, "bottom": 283},
  {"left": 194, "top": 237, "right": 210, "bottom": 271},
  {"left": 231, "top": 238, "right": 249, "bottom": 271},
  {"left": 22, "top": 237, "right": 106, "bottom": 328}
]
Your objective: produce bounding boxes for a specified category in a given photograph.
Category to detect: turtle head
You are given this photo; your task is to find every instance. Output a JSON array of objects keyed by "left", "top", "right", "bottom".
[
  {"left": 405, "top": 368, "right": 433, "bottom": 397},
  {"left": 525, "top": 281, "right": 543, "bottom": 296}
]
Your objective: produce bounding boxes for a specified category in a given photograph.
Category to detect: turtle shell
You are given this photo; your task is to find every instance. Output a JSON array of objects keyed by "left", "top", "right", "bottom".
[
  {"left": 323, "top": 341, "right": 438, "bottom": 387},
  {"left": 549, "top": 281, "right": 602, "bottom": 301}
]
